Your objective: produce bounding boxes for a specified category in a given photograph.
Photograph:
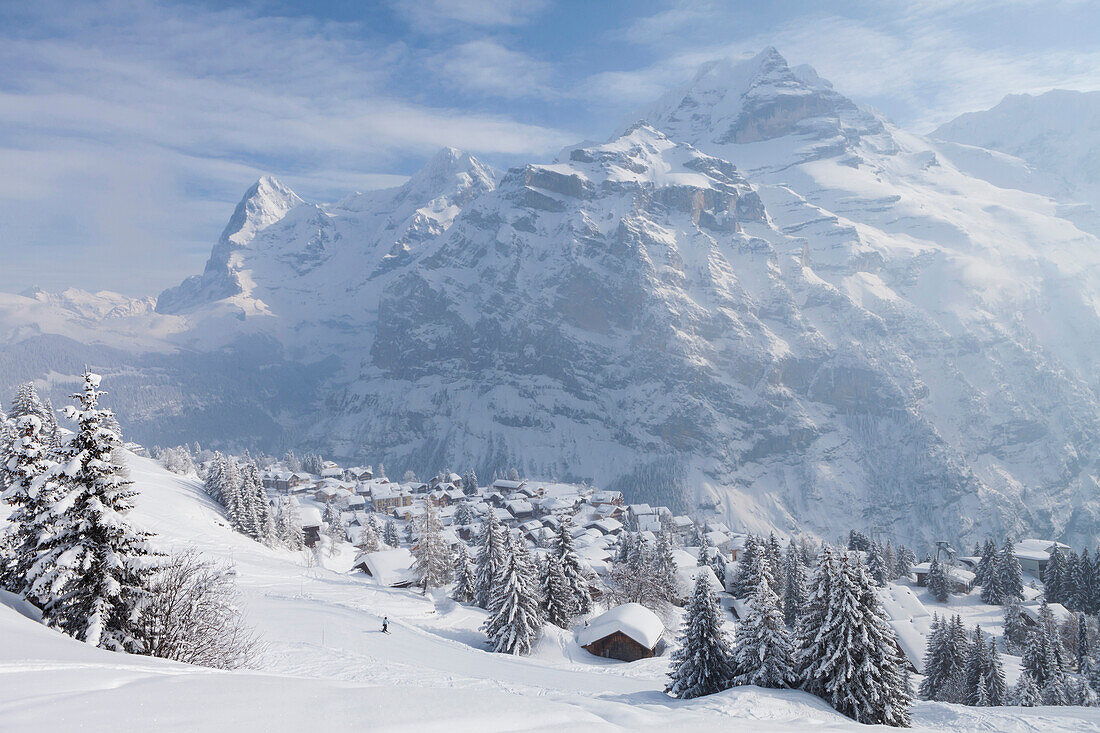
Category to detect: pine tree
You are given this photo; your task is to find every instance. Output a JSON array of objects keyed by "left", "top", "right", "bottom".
[
  {"left": 964, "top": 626, "right": 1006, "bottom": 706},
  {"left": 1002, "top": 597, "right": 1029, "bottom": 652},
  {"left": 539, "top": 554, "right": 572, "bottom": 628},
  {"left": 730, "top": 534, "right": 766, "bottom": 599},
  {"left": 919, "top": 614, "right": 967, "bottom": 703},
  {"left": 995, "top": 538, "right": 1024, "bottom": 604},
  {"left": 550, "top": 518, "right": 593, "bottom": 615},
  {"left": 483, "top": 548, "right": 542, "bottom": 655},
  {"left": 710, "top": 549, "right": 727, "bottom": 587},
  {"left": 868, "top": 541, "right": 890, "bottom": 587},
  {"left": 781, "top": 543, "right": 806, "bottom": 627},
  {"left": 27, "top": 371, "right": 156, "bottom": 651},
  {"left": 666, "top": 572, "right": 737, "bottom": 699},
  {"left": 697, "top": 529, "right": 711, "bottom": 566},
  {"left": 275, "top": 497, "right": 305, "bottom": 550},
  {"left": 651, "top": 531, "right": 680, "bottom": 606},
  {"left": 1064, "top": 551, "right": 1083, "bottom": 612},
  {"left": 0, "top": 414, "right": 59, "bottom": 598},
  {"left": 732, "top": 573, "right": 794, "bottom": 689},
  {"left": 323, "top": 501, "right": 345, "bottom": 546},
  {"left": 1044, "top": 546, "right": 1067, "bottom": 605},
  {"left": 1023, "top": 599, "right": 1067, "bottom": 689},
  {"left": 927, "top": 556, "right": 949, "bottom": 603},
  {"left": 383, "top": 519, "right": 400, "bottom": 548},
  {"left": 474, "top": 511, "right": 507, "bottom": 609},
  {"left": 454, "top": 501, "right": 475, "bottom": 526},
  {"left": 414, "top": 502, "right": 452, "bottom": 593},
  {"left": 974, "top": 538, "right": 997, "bottom": 588},
  {"left": 1010, "top": 670, "right": 1042, "bottom": 706},
  {"left": 356, "top": 519, "right": 381, "bottom": 553},
  {"left": 797, "top": 551, "right": 912, "bottom": 726},
  {"left": 895, "top": 545, "right": 916, "bottom": 578},
  {"left": 452, "top": 543, "right": 476, "bottom": 603}
]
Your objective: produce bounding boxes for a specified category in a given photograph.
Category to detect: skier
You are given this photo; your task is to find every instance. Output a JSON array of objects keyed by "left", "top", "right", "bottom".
[{"left": 381, "top": 616, "right": 389, "bottom": 634}]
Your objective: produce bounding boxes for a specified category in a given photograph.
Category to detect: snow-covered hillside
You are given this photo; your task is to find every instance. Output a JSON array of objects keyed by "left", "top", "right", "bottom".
[
  {"left": 2, "top": 48, "right": 1100, "bottom": 547},
  {"left": 932, "top": 90, "right": 1100, "bottom": 237},
  {"left": 2, "top": 455, "right": 1097, "bottom": 732}
]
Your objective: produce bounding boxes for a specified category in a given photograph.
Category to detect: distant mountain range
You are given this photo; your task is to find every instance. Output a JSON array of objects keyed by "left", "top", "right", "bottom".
[{"left": 3, "top": 48, "right": 1099, "bottom": 547}]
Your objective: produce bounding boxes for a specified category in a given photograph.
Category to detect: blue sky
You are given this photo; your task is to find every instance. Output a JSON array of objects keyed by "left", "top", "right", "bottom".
[{"left": 2, "top": 0, "right": 1098, "bottom": 294}]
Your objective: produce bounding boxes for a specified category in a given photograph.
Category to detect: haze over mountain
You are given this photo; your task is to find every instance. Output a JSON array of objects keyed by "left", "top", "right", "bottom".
[{"left": 3, "top": 48, "right": 1099, "bottom": 547}]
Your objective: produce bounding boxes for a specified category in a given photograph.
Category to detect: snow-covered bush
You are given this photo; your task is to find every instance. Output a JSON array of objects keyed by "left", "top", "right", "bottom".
[{"left": 138, "top": 550, "right": 260, "bottom": 669}]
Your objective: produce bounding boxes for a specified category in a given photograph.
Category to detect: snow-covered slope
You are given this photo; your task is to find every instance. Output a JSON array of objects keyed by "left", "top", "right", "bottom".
[
  {"left": 3, "top": 455, "right": 1098, "bottom": 732},
  {"left": 3, "top": 50, "right": 1100, "bottom": 547},
  {"left": 931, "top": 90, "right": 1100, "bottom": 236}
]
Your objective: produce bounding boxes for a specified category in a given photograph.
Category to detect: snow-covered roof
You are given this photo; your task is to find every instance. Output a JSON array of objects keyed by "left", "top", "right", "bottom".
[
  {"left": 577, "top": 603, "right": 663, "bottom": 650},
  {"left": 591, "top": 518, "right": 623, "bottom": 534},
  {"left": 505, "top": 499, "right": 534, "bottom": 514},
  {"left": 354, "top": 548, "right": 418, "bottom": 587},
  {"left": 492, "top": 479, "right": 525, "bottom": 491},
  {"left": 1021, "top": 602, "right": 1074, "bottom": 626},
  {"left": 876, "top": 585, "right": 934, "bottom": 673},
  {"left": 1014, "top": 538, "right": 1071, "bottom": 562},
  {"left": 299, "top": 506, "right": 323, "bottom": 528}
]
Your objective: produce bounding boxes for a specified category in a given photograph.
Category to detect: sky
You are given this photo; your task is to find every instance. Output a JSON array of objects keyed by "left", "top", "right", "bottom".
[{"left": 1, "top": 0, "right": 1098, "bottom": 295}]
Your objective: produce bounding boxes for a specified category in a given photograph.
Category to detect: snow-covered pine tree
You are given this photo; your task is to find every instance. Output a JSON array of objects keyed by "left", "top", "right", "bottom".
[
  {"left": 202, "top": 453, "right": 225, "bottom": 503},
  {"left": 919, "top": 614, "right": 967, "bottom": 703},
  {"left": 974, "top": 538, "right": 997, "bottom": 589},
  {"left": 452, "top": 543, "right": 476, "bottom": 603},
  {"left": 1002, "top": 597, "right": 1029, "bottom": 652},
  {"left": 666, "top": 571, "right": 737, "bottom": 699},
  {"left": 868, "top": 542, "right": 890, "bottom": 587},
  {"left": 551, "top": 517, "right": 593, "bottom": 615},
  {"left": 616, "top": 530, "right": 635, "bottom": 563},
  {"left": 27, "top": 371, "right": 157, "bottom": 651},
  {"left": 1010, "top": 670, "right": 1043, "bottom": 706},
  {"left": 539, "top": 553, "right": 572, "bottom": 628},
  {"left": 651, "top": 531, "right": 679, "bottom": 606},
  {"left": 709, "top": 549, "right": 727, "bottom": 588},
  {"left": 9, "top": 382, "right": 51, "bottom": 425},
  {"left": 0, "top": 414, "right": 59, "bottom": 598},
  {"left": 454, "top": 501, "right": 474, "bottom": 527},
  {"left": 963, "top": 625, "right": 1004, "bottom": 706},
  {"left": 355, "top": 518, "right": 381, "bottom": 553},
  {"left": 275, "top": 497, "right": 305, "bottom": 550},
  {"left": 765, "top": 533, "right": 783, "bottom": 586},
  {"left": 781, "top": 542, "right": 807, "bottom": 627},
  {"left": 732, "top": 572, "right": 794, "bottom": 689},
  {"left": 895, "top": 545, "right": 916, "bottom": 578},
  {"left": 1044, "top": 546, "right": 1068, "bottom": 606},
  {"left": 1023, "top": 598, "right": 1067, "bottom": 690},
  {"left": 994, "top": 538, "right": 1024, "bottom": 604},
  {"left": 798, "top": 551, "right": 912, "bottom": 726},
  {"left": 847, "top": 530, "right": 871, "bottom": 552},
  {"left": 927, "top": 556, "right": 949, "bottom": 603},
  {"left": 383, "top": 519, "right": 400, "bottom": 548},
  {"left": 220, "top": 458, "right": 245, "bottom": 533},
  {"left": 483, "top": 545, "right": 542, "bottom": 655},
  {"left": 696, "top": 529, "right": 711, "bottom": 566},
  {"left": 883, "top": 542, "right": 898, "bottom": 581},
  {"left": 474, "top": 511, "right": 507, "bottom": 609},
  {"left": 414, "top": 501, "right": 452, "bottom": 593},
  {"left": 730, "top": 534, "right": 765, "bottom": 599},
  {"left": 984, "top": 637, "right": 1008, "bottom": 706},
  {"left": 322, "top": 501, "right": 345, "bottom": 546},
  {"left": 1064, "top": 551, "right": 1083, "bottom": 611}
]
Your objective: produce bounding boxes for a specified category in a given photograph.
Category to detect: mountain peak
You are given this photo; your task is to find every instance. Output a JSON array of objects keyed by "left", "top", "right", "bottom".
[
  {"left": 630, "top": 47, "right": 882, "bottom": 162},
  {"left": 401, "top": 147, "right": 496, "bottom": 207},
  {"left": 220, "top": 176, "right": 304, "bottom": 248}
]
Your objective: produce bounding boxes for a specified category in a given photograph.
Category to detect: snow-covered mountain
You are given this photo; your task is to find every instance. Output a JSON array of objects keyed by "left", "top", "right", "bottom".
[
  {"left": 4, "top": 48, "right": 1100, "bottom": 547},
  {"left": 931, "top": 90, "right": 1100, "bottom": 236}
]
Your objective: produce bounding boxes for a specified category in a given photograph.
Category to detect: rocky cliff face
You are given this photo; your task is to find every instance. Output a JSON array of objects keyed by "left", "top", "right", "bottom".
[{"left": 5, "top": 49, "right": 1100, "bottom": 547}]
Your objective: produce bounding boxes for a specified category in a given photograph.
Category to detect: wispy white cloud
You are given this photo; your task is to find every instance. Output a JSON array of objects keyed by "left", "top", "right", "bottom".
[
  {"left": 393, "top": 0, "right": 550, "bottom": 30},
  {"left": 582, "top": 1, "right": 1100, "bottom": 131},
  {"left": 0, "top": 0, "right": 574, "bottom": 294},
  {"left": 433, "top": 39, "right": 555, "bottom": 98}
]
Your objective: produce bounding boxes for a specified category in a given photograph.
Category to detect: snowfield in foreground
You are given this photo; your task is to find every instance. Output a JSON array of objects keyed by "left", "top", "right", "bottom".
[{"left": 1, "top": 455, "right": 1099, "bottom": 732}]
